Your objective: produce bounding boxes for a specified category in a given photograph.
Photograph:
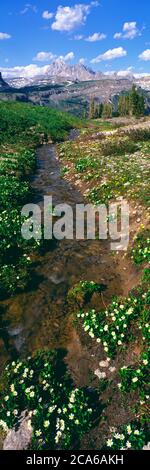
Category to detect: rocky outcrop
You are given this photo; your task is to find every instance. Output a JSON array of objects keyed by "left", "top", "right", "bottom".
[
  {"left": 0, "top": 72, "right": 10, "bottom": 89},
  {"left": 3, "top": 412, "right": 32, "bottom": 450},
  {"left": 45, "top": 59, "right": 97, "bottom": 81},
  {"left": 143, "top": 442, "right": 150, "bottom": 450}
]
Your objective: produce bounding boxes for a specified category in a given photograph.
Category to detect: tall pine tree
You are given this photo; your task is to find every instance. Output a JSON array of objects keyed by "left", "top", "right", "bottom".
[
  {"left": 129, "top": 85, "right": 145, "bottom": 117},
  {"left": 89, "top": 98, "right": 95, "bottom": 119},
  {"left": 102, "top": 102, "right": 113, "bottom": 119}
]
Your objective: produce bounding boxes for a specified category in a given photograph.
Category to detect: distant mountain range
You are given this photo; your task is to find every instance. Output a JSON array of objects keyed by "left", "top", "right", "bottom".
[
  {"left": 5, "top": 59, "right": 132, "bottom": 88},
  {"left": 0, "top": 59, "right": 150, "bottom": 118},
  {"left": 1, "top": 59, "right": 149, "bottom": 92}
]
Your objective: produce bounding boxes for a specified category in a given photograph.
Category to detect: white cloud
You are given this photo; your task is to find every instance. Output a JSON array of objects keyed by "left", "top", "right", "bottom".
[
  {"left": 33, "top": 51, "right": 74, "bottom": 63},
  {"left": 52, "top": 4, "right": 90, "bottom": 31},
  {"left": 123, "top": 22, "right": 139, "bottom": 39},
  {"left": 1, "top": 64, "right": 50, "bottom": 78},
  {"left": 104, "top": 71, "right": 115, "bottom": 76},
  {"left": 42, "top": 10, "right": 53, "bottom": 20},
  {"left": 114, "top": 32, "right": 122, "bottom": 39},
  {"left": 85, "top": 32, "right": 106, "bottom": 42},
  {"left": 91, "top": 47, "right": 127, "bottom": 63},
  {"left": 139, "top": 49, "right": 150, "bottom": 61},
  {"left": 0, "top": 32, "right": 11, "bottom": 40},
  {"left": 103, "top": 65, "right": 150, "bottom": 79},
  {"left": 114, "top": 21, "right": 140, "bottom": 40},
  {"left": 79, "top": 57, "right": 86, "bottom": 65},
  {"left": 1, "top": 54, "right": 74, "bottom": 78},
  {"left": 115, "top": 69, "right": 133, "bottom": 78},
  {"left": 33, "top": 52, "right": 56, "bottom": 62},
  {"left": 59, "top": 52, "right": 75, "bottom": 61},
  {"left": 20, "top": 4, "right": 37, "bottom": 15},
  {"left": 51, "top": 2, "right": 97, "bottom": 31},
  {"left": 105, "top": 66, "right": 134, "bottom": 78}
]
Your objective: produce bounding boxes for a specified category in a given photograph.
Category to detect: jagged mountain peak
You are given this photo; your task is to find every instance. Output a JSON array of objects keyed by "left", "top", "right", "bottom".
[{"left": 46, "top": 60, "right": 98, "bottom": 81}]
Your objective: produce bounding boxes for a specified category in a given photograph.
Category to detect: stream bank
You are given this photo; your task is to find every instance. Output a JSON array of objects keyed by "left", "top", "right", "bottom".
[{"left": 0, "top": 139, "right": 140, "bottom": 384}]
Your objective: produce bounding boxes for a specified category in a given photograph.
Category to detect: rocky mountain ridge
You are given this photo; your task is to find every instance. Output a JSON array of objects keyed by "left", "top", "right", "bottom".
[
  {"left": 1, "top": 60, "right": 150, "bottom": 92},
  {"left": 5, "top": 59, "right": 131, "bottom": 88},
  {"left": 0, "top": 72, "right": 10, "bottom": 89}
]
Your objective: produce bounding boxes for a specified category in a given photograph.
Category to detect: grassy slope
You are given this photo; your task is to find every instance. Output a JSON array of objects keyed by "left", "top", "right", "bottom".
[{"left": 0, "top": 101, "right": 79, "bottom": 144}]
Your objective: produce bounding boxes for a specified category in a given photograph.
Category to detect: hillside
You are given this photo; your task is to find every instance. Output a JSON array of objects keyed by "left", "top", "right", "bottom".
[
  {"left": 0, "top": 101, "right": 79, "bottom": 143},
  {"left": 0, "top": 77, "right": 134, "bottom": 117}
]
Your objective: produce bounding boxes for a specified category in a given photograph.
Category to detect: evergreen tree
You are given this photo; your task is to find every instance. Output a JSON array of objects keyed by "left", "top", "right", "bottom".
[
  {"left": 102, "top": 102, "right": 113, "bottom": 119},
  {"left": 129, "top": 85, "right": 139, "bottom": 116},
  {"left": 89, "top": 97, "right": 95, "bottom": 119},
  {"left": 94, "top": 104, "right": 100, "bottom": 118},
  {"left": 129, "top": 85, "right": 145, "bottom": 117},
  {"left": 82, "top": 109, "right": 87, "bottom": 119},
  {"left": 118, "top": 87, "right": 145, "bottom": 118},
  {"left": 99, "top": 103, "right": 104, "bottom": 118},
  {"left": 137, "top": 95, "right": 145, "bottom": 116},
  {"left": 118, "top": 95, "right": 130, "bottom": 116}
]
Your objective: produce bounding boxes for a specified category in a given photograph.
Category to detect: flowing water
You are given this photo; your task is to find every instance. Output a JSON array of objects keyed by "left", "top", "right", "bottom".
[{"left": 0, "top": 141, "right": 124, "bottom": 377}]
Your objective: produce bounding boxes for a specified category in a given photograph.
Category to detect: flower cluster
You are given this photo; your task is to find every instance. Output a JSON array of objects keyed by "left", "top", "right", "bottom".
[
  {"left": 131, "top": 229, "right": 150, "bottom": 265},
  {"left": 0, "top": 176, "right": 29, "bottom": 211},
  {"left": 0, "top": 147, "right": 37, "bottom": 297},
  {"left": 58, "top": 134, "right": 150, "bottom": 207},
  {"left": 0, "top": 257, "right": 32, "bottom": 296},
  {"left": 106, "top": 422, "right": 149, "bottom": 450},
  {"left": 0, "top": 208, "right": 41, "bottom": 297},
  {"left": 0, "top": 149, "right": 36, "bottom": 178},
  {"left": 119, "top": 349, "right": 150, "bottom": 399},
  {"left": 76, "top": 292, "right": 145, "bottom": 358},
  {"left": 0, "top": 351, "right": 101, "bottom": 450}
]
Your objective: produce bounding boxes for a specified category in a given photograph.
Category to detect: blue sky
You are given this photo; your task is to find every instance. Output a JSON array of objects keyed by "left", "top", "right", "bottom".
[{"left": 0, "top": 0, "right": 150, "bottom": 77}]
